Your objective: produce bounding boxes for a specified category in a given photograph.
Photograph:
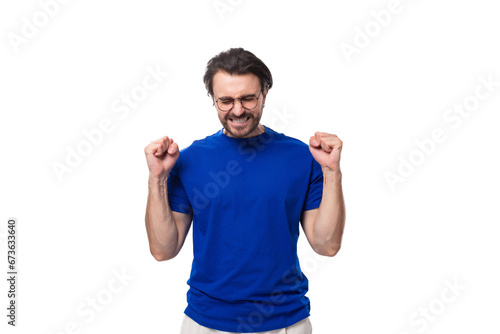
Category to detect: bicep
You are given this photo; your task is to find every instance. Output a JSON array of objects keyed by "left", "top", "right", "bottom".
[
  {"left": 173, "top": 211, "right": 193, "bottom": 255},
  {"left": 300, "top": 208, "right": 318, "bottom": 250}
]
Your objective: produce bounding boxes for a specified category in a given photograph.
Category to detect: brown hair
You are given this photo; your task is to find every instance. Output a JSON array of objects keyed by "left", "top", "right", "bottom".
[{"left": 203, "top": 48, "right": 273, "bottom": 98}]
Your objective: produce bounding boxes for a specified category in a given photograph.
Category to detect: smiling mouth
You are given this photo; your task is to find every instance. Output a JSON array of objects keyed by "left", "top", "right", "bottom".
[{"left": 229, "top": 117, "right": 250, "bottom": 124}]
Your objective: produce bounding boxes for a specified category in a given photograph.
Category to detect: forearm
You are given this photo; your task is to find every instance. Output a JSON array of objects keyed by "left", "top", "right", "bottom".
[
  {"left": 145, "top": 175, "right": 179, "bottom": 261},
  {"left": 312, "top": 170, "right": 346, "bottom": 256}
]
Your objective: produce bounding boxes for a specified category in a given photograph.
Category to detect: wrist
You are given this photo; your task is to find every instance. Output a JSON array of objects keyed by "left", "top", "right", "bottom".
[
  {"left": 148, "top": 173, "right": 169, "bottom": 186},
  {"left": 322, "top": 167, "right": 342, "bottom": 180},
  {"left": 322, "top": 164, "right": 341, "bottom": 175}
]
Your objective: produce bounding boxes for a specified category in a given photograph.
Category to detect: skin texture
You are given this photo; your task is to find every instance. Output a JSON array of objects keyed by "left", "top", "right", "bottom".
[{"left": 144, "top": 72, "right": 345, "bottom": 260}]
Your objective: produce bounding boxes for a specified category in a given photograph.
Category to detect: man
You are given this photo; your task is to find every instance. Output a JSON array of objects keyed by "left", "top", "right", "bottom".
[{"left": 144, "top": 48, "right": 345, "bottom": 334}]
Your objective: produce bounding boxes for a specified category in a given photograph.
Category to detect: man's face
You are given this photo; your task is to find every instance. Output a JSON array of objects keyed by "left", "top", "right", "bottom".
[{"left": 212, "top": 70, "right": 267, "bottom": 138}]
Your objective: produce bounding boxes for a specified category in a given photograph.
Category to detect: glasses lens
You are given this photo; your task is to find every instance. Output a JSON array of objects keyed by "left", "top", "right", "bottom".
[
  {"left": 217, "top": 99, "right": 234, "bottom": 111},
  {"left": 241, "top": 97, "right": 258, "bottom": 110},
  {"left": 216, "top": 95, "right": 259, "bottom": 111}
]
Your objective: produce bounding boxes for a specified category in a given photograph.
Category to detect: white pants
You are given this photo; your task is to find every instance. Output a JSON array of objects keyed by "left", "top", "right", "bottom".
[{"left": 180, "top": 314, "right": 313, "bottom": 334}]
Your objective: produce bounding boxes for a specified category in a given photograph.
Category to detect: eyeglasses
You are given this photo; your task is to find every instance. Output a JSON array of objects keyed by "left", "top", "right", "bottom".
[{"left": 214, "top": 92, "right": 262, "bottom": 112}]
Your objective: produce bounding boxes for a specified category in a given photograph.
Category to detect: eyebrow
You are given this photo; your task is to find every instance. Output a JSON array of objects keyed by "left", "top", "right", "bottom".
[{"left": 217, "top": 93, "right": 259, "bottom": 100}]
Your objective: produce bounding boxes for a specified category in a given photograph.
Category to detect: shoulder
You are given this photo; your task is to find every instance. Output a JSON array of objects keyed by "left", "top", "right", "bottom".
[
  {"left": 178, "top": 130, "right": 222, "bottom": 156},
  {"left": 266, "top": 127, "right": 310, "bottom": 151}
]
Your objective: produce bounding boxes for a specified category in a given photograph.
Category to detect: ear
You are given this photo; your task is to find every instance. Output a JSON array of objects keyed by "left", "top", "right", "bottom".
[{"left": 263, "top": 85, "right": 270, "bottom": 104}]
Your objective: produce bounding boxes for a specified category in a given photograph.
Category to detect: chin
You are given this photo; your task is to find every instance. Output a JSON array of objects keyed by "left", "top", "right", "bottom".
[{"left": 223, "top": 121, "right": 250, "bottom": 137}]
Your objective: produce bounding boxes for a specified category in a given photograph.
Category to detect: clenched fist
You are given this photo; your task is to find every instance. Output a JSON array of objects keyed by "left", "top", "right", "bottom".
[
  {"left": 144, "top": 136, "right": 179, "bottom": 180},
  {"left": 309, "top": 132, "right": 343, "bottom": 173}
]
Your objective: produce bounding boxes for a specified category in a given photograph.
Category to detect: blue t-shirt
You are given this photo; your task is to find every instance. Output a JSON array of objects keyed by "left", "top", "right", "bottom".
[{"left": 167, "top": 125, "right": 323, "bottom": 333}]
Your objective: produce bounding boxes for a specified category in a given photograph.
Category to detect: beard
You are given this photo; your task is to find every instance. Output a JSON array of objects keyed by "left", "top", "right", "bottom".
[{"left": 221, "top": 111, "right": 263, "bottom": 138}]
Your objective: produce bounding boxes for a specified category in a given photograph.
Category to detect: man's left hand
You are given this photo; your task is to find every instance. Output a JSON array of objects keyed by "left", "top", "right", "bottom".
[{"left": 309, "top": 132, "right": 343, "bottom": 173}]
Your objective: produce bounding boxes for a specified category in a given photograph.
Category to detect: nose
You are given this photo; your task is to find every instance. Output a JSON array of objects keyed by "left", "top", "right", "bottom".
[{"left": 231, "top": 99, "right": 245, "bottom": 116}]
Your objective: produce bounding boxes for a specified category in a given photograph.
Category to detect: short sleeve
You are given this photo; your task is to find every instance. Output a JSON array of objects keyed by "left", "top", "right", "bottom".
[
  {"left": 167, "top": 159, "right": 193, "bottom": 215},
  {"left": 302, "top": 158, "right": 323, "bottom": 211}
]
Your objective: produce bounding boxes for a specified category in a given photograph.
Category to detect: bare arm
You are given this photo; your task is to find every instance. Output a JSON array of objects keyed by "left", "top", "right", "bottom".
[
  {"left": 301, "top": 132, "right": 346, "bottom": 257},
  {"left": 144, "top": 136, "right": 192, "bottom": 261},
  {"left": 301, "top": 170, "right": 345, "bottom": 257},
  {"left": 145, "top": 176, "right": 192, "bottom": 261}
]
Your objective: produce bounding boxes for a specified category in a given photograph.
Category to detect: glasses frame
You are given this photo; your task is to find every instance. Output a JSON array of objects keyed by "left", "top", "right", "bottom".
[{"left": 214, "top": 91, "right": 262, "bottom": 112}]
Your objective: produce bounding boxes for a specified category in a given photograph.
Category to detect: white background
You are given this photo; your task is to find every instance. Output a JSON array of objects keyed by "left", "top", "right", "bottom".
[{"left": 1, "top": 0, "right": 499, "bottom": 333}]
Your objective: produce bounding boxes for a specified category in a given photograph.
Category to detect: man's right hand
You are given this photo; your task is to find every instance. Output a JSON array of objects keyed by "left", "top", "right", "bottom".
[{"left": 144, "top": 136, "right": 179, "bottom": 180}]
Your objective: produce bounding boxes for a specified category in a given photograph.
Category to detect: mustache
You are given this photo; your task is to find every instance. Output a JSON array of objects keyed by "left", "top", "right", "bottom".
[{"left": 226, "top": 113, "right": 252, "bottom": 119}]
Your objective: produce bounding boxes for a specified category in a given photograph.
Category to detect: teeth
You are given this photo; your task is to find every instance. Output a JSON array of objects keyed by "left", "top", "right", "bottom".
[{"left": 231, "top": 117, "right": 248, "bottom": 123}]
